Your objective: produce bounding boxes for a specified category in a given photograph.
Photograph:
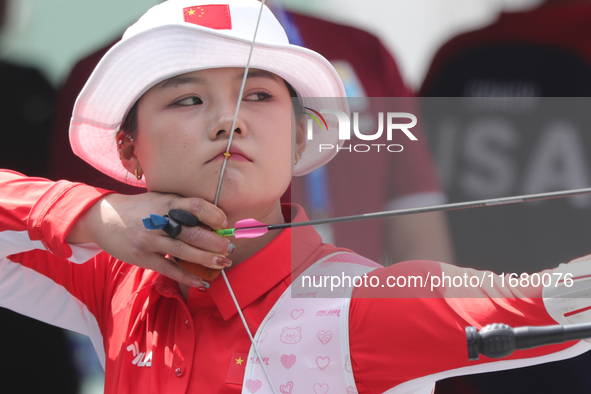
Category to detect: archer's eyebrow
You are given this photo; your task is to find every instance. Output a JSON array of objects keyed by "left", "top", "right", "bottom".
[
  {"left": 159, "top": 70, "right": 280, "bottom": 90},
  {"left": 235, "top": 70, "right": 281, "bottom": 83},
  {"left": 159, "top": 76, "right": 205, "bottom": 90}
]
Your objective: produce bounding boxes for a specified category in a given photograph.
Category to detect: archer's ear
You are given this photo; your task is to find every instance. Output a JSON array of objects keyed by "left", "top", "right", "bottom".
[{"left": 116, "top": 132, "right": 143, "bottom": 178}]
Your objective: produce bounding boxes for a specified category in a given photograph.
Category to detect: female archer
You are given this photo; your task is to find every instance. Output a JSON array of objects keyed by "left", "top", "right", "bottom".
[{"left": 1, "top": 0, "right": 591, "bottom": 392}]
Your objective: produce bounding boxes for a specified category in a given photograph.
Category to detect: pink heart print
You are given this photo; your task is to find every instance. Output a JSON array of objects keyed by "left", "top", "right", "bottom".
[
  {"left": 280, "top": 381, "right": 294, "bottom": 394},
  {"left": 291, "top": 309, "right": 304, "bottom": 319},
  {"left": 316, "top": 356, "right": 330, "bottom": 370},
  {"left": 317, "top": 330, "right": 333, "bottom": 345},
  {"left": 257, "top": 330, "right": 268, "bottom": 343},
  {"left": 246, "top": 379, "right": 262, "bottom": 393},
  {"left": 313, "top": 383, "right": 329, "bottom": 394},
  {"left": 280, "top": 354, "right": 296, "bottom": 369}
]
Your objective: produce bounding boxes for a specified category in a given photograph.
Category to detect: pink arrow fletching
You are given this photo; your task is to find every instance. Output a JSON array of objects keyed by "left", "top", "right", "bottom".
[{"left": 234, "top": 219, "right": 268, "bottom": 239}]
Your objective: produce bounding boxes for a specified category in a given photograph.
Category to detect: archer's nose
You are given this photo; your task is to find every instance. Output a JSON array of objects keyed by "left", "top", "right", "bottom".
[{"left": 209, "top": 106, "right": 247, "bottom": 140}]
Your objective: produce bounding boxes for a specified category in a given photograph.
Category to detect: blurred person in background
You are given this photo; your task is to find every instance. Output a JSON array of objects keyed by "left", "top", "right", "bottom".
[
  {"left": 0, "top": 0, "right": 80, "bottom": 392},
  {"left": 270, "top": 2, "right": 454, "bottom": 266},
  {"left": 420, "top": 0, "right": 591, "bottom": 392}
]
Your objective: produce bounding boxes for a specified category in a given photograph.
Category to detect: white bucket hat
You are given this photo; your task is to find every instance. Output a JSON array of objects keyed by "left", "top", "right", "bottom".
[{"left": 69, "top": 0, "right": 347, "bottom": 187}]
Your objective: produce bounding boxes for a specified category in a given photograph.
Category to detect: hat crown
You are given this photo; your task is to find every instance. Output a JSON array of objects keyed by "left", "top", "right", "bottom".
[{"left": 124, "top": 0, "right": 289, "bottom": 45}]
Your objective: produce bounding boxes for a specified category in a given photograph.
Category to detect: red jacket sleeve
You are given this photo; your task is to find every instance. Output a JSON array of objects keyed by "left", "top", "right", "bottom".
[
  {"left": 349, "top": 260, "right": 587, "bottom": 393},
  {"left": 0, "top": 170, "right": 117, "bottom": 367},
  {"left": 0, "top": 169, "right": 113, "bottom": 258}
]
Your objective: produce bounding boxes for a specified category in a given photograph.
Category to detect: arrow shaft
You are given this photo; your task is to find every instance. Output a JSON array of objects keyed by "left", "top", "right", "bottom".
[
  {"left": 220, "top": 186, "right": 591, "bottom": 237},
  {"left": 262, "top": 186, "right": 591, "bottom": 231}
]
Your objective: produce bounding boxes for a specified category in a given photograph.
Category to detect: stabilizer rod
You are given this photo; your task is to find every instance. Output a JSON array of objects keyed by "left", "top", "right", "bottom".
[{"left": 466, "top": 322, "right": 591, "bottom": 360}]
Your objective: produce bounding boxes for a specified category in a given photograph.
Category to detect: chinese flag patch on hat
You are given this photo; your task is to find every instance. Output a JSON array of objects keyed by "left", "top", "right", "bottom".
[{"left": 183, "top": 5, "right": 232, "bottom": 30}]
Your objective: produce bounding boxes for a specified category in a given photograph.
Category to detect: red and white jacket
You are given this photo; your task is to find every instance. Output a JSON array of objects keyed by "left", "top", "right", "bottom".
[{"left": 1, "top": 169, "right": 590, "bottom": 393}]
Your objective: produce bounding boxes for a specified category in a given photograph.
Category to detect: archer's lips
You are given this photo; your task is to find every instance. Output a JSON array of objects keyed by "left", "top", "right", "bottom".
[{"left": 208, "top": 149, "right": 252, "bottom": 163}]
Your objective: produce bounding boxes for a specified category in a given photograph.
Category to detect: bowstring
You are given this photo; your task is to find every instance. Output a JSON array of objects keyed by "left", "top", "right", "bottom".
[{"left": 213, "top": 1, "right": 277, "bottom": 392}]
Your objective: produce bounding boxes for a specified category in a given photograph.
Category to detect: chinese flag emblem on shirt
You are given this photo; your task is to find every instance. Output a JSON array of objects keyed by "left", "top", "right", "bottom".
[
  {"left": 183, "top": 5, "right": 232, "bottom": 30},
  {"left": 226, "top": 352, "right": 248, "bottom": 384}
]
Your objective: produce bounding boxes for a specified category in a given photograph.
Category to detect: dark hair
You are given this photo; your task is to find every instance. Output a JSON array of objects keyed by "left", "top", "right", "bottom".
[
  {"left": 121, "top": 98, "right": 140, "bottom": 137},
  {"left": 120, "top": 79, "right": 302, "bottom": 135},
  {"left": 284, "top": 80, "right": 303, "bottom": 120}
]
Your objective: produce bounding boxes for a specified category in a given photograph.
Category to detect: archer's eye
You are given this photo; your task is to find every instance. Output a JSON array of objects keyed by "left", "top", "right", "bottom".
[
  {"left": 174, "top": 96, "right": 203, "bottom": 106},
  {"left": 244, "top": 92, "right": 272, "bottom": 102}
]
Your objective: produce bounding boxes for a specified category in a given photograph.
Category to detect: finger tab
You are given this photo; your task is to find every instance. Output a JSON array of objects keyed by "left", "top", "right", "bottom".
[{"left": 177, "top": 259, "right": 222, "bottom": 281}]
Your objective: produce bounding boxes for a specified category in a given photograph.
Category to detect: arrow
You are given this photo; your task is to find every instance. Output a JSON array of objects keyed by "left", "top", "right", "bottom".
[{"left": 214, "top": 186, "right": 591, "bottom": 238}]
